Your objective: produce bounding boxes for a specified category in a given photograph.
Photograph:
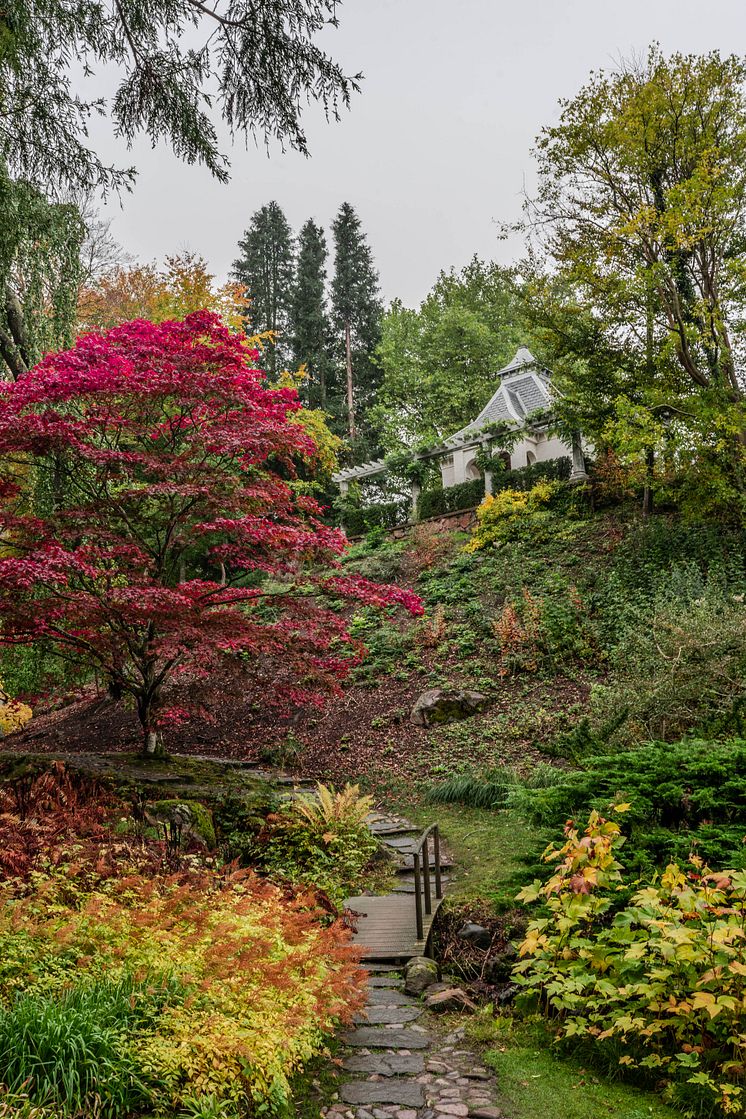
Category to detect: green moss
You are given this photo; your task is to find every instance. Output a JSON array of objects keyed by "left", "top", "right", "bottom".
[{"left": 149, "top": 799, "right": 216, "bottom": 848}]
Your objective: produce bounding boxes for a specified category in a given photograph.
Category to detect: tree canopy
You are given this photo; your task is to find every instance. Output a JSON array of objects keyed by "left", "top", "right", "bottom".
[
  {"left": 527, "top": 46, "right": 746, "bottom": 512},
  {"left": 1, "top": 0, "right": 359, "bottom": 193},
  {"left": 232, "top": 202, "right": 296, "bottom": 377},
  {"left": 0, "top": 312, "right": 420, "bottom": 753},
  {"left": 374, "top": 258, "right": 527, "bottom": 450},
  {"left": 331, "top": 201, "right": 382, "bottom": 447},
  {"left": 78, "top": 252, "right": 249, "bottom": 334},
  {"left": 0, "top": 166, "right": 84, "bottom": 380}
]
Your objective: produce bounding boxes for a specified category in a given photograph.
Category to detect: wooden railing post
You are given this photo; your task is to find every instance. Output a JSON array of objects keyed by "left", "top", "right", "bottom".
[
  {"left": 422, "top": 835, "right": 432, "bottom": 915},
  {"left": 433, "top": 825, "right": 443, "bottom": 899},
  {"left": 413, "top": 851, "right": 424, "bottom": 940}
]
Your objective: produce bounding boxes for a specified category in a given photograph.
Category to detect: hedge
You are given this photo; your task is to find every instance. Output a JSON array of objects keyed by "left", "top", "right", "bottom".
[{"left": 417, "top": 457, "right": 572, "bottom": 521}]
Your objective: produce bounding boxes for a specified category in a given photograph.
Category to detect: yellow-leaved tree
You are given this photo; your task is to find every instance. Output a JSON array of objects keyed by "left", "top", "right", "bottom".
[{"left": 78, "top": 252, "right": 250, "bottom": 334}]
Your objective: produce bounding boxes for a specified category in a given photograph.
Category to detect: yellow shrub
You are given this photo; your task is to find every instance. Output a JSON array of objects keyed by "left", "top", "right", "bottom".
[
  {"left": 466, "top": 480, "right": 562, "bottom": 552},
  {"left": 0, "top": 681, "right": 31, "bottom": 735}
]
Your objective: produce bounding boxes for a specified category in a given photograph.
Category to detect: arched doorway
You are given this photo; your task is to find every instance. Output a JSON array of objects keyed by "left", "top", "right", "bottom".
[
  {"left": 465, "top": 458, "right": 482, "bottom": 482},
  {"left": 526, "top": 451, "right": 537, "bottom": 467}
]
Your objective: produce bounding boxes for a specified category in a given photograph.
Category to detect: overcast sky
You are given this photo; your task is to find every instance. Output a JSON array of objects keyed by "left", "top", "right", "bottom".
[{"left": 90, "top": 0, "right": 746, "bottom": 307}]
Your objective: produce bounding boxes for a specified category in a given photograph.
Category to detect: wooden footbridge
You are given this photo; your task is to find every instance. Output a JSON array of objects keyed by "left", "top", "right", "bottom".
[{"left": 345, "top": 816, "right": 450, "bottom": 962}]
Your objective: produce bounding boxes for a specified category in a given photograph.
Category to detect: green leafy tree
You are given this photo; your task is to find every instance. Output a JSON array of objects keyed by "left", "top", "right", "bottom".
[
  {"left": 232, "top": 201, "right": 295, "bottom": 378},
  {"left": 374, "top": 258, "right": 526, "bottom": 450},
  {"left": 0, "top": 0, "right": 359, "bottom": 194},
  {"left": 527, "top": 46, "right": 746, "bottom": 514},
  {"left": 330, "top": 202, "right": 382, "bottom": 447},
  {"left": 290, "top": 218, "right": 333, "bottom": 409},
  {"left": 0, "top": 166, "right": 83, "bottom": 380}
]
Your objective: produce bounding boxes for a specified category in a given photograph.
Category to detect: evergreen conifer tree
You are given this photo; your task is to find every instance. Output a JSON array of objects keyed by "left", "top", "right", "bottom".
[
  {"left": 232, "top": 201, "right": 295, "bottom": 377},
  {"left": 290, "top": 219, "right": 333, "bottom": 410},
  {"left": 330, "top": 202, "right": 383, "bottom": 445}
]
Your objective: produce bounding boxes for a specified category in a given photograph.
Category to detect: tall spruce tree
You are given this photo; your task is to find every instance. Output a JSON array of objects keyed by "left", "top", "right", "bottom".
[
  {"left": 290, "top": 219, "right": 333, "bottom": 410},
  {"left": 331, "top": 202, "right": 382, "bottom": 445},
  {"left": 232, "top": 201, "right": 295, "bottom": 377}
]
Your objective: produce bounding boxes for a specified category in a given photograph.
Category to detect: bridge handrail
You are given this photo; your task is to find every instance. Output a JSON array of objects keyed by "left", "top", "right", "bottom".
[{"left": 410, "top": 823, "right": 443, "bottom": 941}]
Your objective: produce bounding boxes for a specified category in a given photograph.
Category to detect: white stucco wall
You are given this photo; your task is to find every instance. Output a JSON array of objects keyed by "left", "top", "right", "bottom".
[{"left": 440, "top": 432, "right": 575, "bottom": 487}]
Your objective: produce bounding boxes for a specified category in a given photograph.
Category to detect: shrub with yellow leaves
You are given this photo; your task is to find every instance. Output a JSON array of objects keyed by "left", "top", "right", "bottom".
[
  {"left": 515, "top": 808, "right": 746, "bottom": 1116},
  {"left": 0, "top": 680, "right": 31, "bottom": 735},
  {"left": 466, "top": 480, "right": 562, "bottom": 552}
]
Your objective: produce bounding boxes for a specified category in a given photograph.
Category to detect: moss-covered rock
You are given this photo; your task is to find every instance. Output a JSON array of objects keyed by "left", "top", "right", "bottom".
[{"left": 148, "top": 799, "right": 217, "bottom": 849}]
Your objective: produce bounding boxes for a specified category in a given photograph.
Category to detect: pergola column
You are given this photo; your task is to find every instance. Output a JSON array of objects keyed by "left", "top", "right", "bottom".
[
  {"left": 570, "top": 432, "right": 589, "bottom": 482},
  {"left": 409, "top": 479, "right": 422, "bottom": 522}
]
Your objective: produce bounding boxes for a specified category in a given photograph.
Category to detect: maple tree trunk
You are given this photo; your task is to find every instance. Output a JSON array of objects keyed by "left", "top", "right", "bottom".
[
  {"left": 138, "top": 688, "right": 166, "bottom": 758},
  {"left": 345, "top": 320, "right": 356, "bottom": 442}
]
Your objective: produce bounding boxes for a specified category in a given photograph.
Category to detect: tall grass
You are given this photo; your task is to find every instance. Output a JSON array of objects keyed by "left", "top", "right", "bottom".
[
  {"left": 0, "top": 975, "right": 183, "bottom": 1117},
  {"left": 427, "top": 764, "right": 565, "bottom": 810}
]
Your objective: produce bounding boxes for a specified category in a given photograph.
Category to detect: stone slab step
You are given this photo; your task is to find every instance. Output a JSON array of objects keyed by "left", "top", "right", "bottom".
[
  {"left": 392, "top": 875, "right": 451, "bottom": 894},
  {"left": 370, "top": 822, "right": 420, "bottom": 836},
  {"left": 354, "top": 1005, "right": 422, "bottom": 1025},
  {"left": 380, "top": 835, "right": 419, "bottom": 850},
  {"left": 339, "top": 1027, "right": 429, "bottom": 1049},
  {"left": 339, "top": 1081, "right": 425, "bottom": 1107},
  {"left": 398, "top": 854, "right": 454, "bottom": 871},
  {"left": 367, "top": 976, "right": 403, "bottom": 988},
  {"left": 342, "top": 1053, "right": 425, "bottom": 1076},
  {"left": 364, "top": 964, "right": 403, "bottom": 974},
  {"left": 366, "top": 988, "right": 417, "bottom": 1006}
]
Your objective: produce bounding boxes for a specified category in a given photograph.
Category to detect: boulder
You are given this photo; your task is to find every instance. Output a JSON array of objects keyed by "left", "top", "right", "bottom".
[
  {"left": 457, "top": 922, "right": 492, "bottom": 949},
  {"left": 423, "top": 987, "right": 477, "bottom": 1014},
  {"left": 404, "top": 955, "right": 439, "bottom": 996},
  {"left": 147, "top": 799, "right": 216, "bottom": 849},
  {"left": 410, "top": 689, "right": 488, "bottom": 728}
]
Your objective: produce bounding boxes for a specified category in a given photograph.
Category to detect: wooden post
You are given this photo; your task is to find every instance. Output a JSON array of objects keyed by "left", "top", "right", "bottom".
[
  {"left": 433, "top": 827, "right": 443, "bottom": 899},
  {"left": 422, "top": 836, "right": 432, "bottom": 915},
  {"left": 413, "top": 852, "right": 424, "bottom": 940}
]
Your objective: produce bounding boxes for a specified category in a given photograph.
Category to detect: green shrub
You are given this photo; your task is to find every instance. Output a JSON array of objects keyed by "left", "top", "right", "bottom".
[
  {"left": 428, "top": 764, "right": 564, "bottom": 810},
  {"left": 512, "top": 738, "right": 746, "bottom": 872},
  {"left": 591, "top": 583, "right": 746, "bottom": 744},
  {"left": 260, "top": 783, "right": 379, "bottom": 903},
  {"left": 418, "top": 478, "right": 485, "bottom": 520},
  {"left": 515, "top": 809, "right": 746, "bottom": 1117}
]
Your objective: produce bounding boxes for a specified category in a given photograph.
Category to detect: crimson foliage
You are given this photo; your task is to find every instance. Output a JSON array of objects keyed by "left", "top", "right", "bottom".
[{"left": 0, "top": 313, "right": 421, "bottom": 751}]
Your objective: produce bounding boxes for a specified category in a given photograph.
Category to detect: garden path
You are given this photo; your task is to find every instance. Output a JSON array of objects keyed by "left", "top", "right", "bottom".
[{"left": 325, "top": 812, "right": 507, "bottom": 1119}]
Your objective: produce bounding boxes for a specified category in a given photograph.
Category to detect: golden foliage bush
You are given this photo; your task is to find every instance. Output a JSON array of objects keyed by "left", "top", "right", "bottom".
[
  {"left": 516, "top": 809, "right": 746, "bottom": 1117},
  {"left": 466, "top": 480, "right": 561, "bottom": 552},
  {"left": 0, "top": 865, "right": 365, "bottom": 1116}
]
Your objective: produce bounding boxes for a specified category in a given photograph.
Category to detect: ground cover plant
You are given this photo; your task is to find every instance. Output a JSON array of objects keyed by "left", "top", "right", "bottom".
[{"left": 515, "top": 809, "right": 746, "bottom": 1117}]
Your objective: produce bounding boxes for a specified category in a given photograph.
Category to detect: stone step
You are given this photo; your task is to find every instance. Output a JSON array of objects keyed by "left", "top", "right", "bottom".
[
  {"left": 366, "top": 988, "right": 417, "bottom": 1006},
  {"left": 339, "top": 1027, "right": 429, "bottom": 1049},
  {"left": 392, "top": 874, "right": 451, "bottom": 894},
  {"left": 339, "top": 1081, "right": 425, "bottom": 1108},
  {"left": 380, "top": 835, "right": 419, "bottom": 851},
  {"left": 342, "top": 1053, "right": 425, "bottom": 1076},
  {"left": 354, "top": 1005, "right": 422, "bottom": 1025},
  {"left": 370, "top": 822, "right": 420, "bottom": 836},
  {"left": 364, "top": 964, "right": 404, "bottom": 974},
  {"left": 367, "top": 976, "right": 403, "bottom": 988},
  {"left": 398, "top": 853, "right": 454, "bottom": 871}
]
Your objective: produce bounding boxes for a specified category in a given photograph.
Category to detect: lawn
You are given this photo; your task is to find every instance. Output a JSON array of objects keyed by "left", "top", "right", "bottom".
[{"left": 472, "top": 1015, "right": 681, "bottom": 1119}]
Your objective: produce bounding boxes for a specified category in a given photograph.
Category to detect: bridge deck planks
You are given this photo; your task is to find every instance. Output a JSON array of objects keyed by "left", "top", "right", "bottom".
[{"left": 345, "top": 893, "right": 444, "bottom": 961}]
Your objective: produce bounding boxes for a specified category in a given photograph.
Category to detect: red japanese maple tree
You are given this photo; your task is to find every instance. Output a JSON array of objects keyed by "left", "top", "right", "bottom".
[{"left": 0, "top": 313, "right": 421, "bottom": 754}]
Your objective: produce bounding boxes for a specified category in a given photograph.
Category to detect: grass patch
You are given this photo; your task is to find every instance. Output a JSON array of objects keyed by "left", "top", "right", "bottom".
[
  {"left": 471, "top": 1014, "right": 680, "bottom": 1119},
  {"left": 401, "top": 802, "right": 539, "bottom": 907}
]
